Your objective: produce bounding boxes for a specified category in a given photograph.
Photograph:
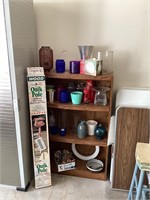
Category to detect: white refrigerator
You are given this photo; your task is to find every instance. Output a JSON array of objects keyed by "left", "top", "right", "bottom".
[{"left": 0, "top": 0, "right": 37, "bottom": 191}]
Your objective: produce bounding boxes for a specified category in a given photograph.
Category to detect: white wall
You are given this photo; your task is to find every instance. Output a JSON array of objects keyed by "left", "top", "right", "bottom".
[{"left": 33, "top": 0, "right": 150, "bottom": 91}]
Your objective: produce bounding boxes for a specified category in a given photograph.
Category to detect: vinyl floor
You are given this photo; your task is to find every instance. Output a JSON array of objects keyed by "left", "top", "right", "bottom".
[{"left": 0, "top": 173, "right": 128, "bottom": 200}]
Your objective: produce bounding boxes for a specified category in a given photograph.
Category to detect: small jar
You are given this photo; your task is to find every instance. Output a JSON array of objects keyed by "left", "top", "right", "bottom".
[
  {"left": 39, "top": 46, "right": 53, "bottom": 70},
  {"left": 70, "top": 61, "right": 80, "bottom": 74},
  {"left": 59, "top": 128, "right": 67, "bottom": 136},
  {"left": 55, "top": 59, "right": 65, "bottom": 73}
]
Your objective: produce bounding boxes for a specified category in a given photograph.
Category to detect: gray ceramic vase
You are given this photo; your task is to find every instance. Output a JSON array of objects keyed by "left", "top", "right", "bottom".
[{"left": 77, "top": 120, "right": 88, "bottom": 138}]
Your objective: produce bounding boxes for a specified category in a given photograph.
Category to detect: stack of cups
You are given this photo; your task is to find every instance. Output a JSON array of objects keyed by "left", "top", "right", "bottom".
[{"left": 48, "top": 89, "right": 55, "bottom": 103}]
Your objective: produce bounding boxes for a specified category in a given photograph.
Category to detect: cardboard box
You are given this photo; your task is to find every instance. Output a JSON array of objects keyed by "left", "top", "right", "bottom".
[
  {"left": 27, "top": 67, "right": 51, "bottom": 189},
  {"left": 85, "top": 59, "right": 102, "bottom": 76},
  {"left": 85, "top": 59, "right": 97, "bottom": 76},
  {"left": 54, "top": 149, "right": 75, "bottom": 172},
  {"left": 56, "top": 160, "right": 75, "bottom": 172}
]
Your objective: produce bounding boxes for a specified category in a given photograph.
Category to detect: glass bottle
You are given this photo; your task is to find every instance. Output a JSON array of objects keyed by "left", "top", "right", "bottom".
[{"left": 96, "top": 52, "right": 102, "bottom": 75}]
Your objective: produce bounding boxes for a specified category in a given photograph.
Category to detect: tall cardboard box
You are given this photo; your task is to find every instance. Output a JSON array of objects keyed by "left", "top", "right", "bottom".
[{"left": 27, "top": 67, "right": 51, "bottom": 189}]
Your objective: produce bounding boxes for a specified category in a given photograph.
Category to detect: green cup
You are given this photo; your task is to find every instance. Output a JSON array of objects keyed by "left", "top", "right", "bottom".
[{"left": 71, "top": 91, "right": 83, "bottom": 105}]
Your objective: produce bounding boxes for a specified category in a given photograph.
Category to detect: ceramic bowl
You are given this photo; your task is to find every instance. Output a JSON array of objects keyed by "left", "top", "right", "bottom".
[{"left": 86, "top": 159, "right": 104, "bottom": 172}]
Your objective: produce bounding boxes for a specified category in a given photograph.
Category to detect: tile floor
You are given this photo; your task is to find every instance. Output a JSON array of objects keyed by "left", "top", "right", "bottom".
[{"left": 0, "top": 174, "right": 128, "bottom": 200}]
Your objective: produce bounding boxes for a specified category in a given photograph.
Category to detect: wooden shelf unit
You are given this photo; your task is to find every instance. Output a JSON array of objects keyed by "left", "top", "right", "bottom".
[{"left": 46, "top": 71, "right": 113, "bottom": 180}]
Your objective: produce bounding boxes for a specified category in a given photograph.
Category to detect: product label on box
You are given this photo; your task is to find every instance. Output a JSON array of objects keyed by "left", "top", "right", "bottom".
[
  {"left": 27, "top": 67, "right": 51, "bottom": 189},
  {"left": 85, "top": 59, "right": 97, "bottom": 76},
  {"left": 28, "top": 76, "right": 46, "bottom": 104},
  {"left": 35, "top": 137, "right": 46, "bottom": 151},
  {"left": 58, "top": 162, "right": 75, "bottom": 172},
  {"left": 27, "top": 67, "right": 44, "bottom": 75}
]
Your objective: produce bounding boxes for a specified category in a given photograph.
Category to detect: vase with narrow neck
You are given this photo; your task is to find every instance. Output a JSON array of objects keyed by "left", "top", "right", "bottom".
[{"left": 77, "top": 120, "right": 88, "bottom": 139}]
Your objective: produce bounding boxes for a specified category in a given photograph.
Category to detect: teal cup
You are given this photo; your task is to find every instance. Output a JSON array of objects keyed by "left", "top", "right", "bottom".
[{"left": 71, "top": 91, "right": 83, "bottom": 105}]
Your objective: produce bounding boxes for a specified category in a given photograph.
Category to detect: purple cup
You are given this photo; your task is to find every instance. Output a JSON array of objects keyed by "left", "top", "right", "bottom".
[{"left": 70, "top": 61, "right": 80, "bottom": 74}]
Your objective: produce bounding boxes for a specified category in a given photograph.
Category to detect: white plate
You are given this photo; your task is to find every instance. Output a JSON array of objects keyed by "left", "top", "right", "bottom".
[
  {"left": 86, "top": 159, "right": 104, "bottom": 172},
  {"left": 72, "top": 144, "right": 100, "bottom": 161}
]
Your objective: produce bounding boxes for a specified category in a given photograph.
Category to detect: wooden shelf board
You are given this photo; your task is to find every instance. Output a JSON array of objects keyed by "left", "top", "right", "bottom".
[
  {"left": 50, "top": 130, "right": 107, "bottom": 147},
  {"left": 51, "top": 158, "right": 107, "bottom": 180},
  {"left": 47, "top": 101, "right": 109, "bottom": 112},
  {"left": 45, "top": 70, "right": 113, "bottom": 81}
]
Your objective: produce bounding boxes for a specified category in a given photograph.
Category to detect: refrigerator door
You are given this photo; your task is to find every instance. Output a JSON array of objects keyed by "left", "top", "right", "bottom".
[
  {"left": 0, "top": 0, "right": 20, "bottom": 186},
  {"left": 0, "top": 0, "right": 37, "bottom": 190}
]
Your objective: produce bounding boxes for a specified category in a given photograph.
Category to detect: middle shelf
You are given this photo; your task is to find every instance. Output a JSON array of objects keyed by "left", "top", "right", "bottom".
[
  {"left": 47, "top": 101, "right": 109, "bottom": 112},
  {"left": 49, "top": 130, "right": 107, "bottom": 147}
]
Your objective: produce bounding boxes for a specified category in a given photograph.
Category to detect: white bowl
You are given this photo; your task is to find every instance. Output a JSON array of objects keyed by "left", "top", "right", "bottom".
[{"left": 86, "top": 159, "right": 104, "bottom": 172}]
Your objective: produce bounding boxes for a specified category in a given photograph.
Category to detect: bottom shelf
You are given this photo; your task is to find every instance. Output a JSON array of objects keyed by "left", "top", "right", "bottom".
[{"left": 51, "top": 157, "right": 107, "bottom": 180}]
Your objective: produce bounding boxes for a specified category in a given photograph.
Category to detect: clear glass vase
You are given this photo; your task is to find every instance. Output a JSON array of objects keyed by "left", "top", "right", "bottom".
[
  {"left": 93, "top": 87, "right": 110, "bottom": 105},
  {"left": 101, "top": 51, "right": 113, "bottom": 74}
]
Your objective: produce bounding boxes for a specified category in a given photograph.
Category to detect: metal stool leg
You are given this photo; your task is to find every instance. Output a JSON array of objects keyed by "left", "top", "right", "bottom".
[
  {"left": 135, "top": 170, "right": 145, "bottom": 200},
  {"left": 128, "top": 163, "right": 138, "bottom": 200}
]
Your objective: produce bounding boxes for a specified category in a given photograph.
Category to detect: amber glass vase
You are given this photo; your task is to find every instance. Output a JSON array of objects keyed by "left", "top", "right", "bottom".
[{"left": 39, "top": 46, "right": 53, "bottom": 70}]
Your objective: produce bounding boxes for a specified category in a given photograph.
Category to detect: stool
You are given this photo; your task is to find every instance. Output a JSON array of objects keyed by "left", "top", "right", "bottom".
[{"left": 128, "top": 142, "right": 150, "bottom": 200}]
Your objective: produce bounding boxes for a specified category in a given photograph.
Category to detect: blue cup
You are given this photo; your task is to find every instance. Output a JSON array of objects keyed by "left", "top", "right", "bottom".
[
  {"left": 59, "top": 89, "right": 69, "bottom": 103},
  {"left": 55, "top": 59, "right": 65, "bottom": 73},
  {"left": 59, "top": 128, "right": 67, "bottom": 136},
  {"left": 49, "top": 126, "right": 58, "bottom": 135},
  {"left": 70, "top": 61, "right": 80, "bottom": 74}
]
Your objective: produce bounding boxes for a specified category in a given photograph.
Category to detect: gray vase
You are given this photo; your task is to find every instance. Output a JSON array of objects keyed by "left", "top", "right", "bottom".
[{"left": 77, "top": 120, "right": 88, "bottom": 138}]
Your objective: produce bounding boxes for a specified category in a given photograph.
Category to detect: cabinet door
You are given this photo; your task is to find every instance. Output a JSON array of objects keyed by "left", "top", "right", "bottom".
[{"left": 112, "top": 107, "right": 149, "bottom": 190}]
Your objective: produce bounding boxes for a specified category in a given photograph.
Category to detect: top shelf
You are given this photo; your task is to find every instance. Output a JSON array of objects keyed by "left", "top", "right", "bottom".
[{"left": 45, "top": 70, "right": 113, "bottom": 81}]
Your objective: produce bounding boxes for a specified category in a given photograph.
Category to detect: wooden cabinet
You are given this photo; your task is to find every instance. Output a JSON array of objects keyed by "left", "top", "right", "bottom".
[
  {"left": 45, "top": 70, "right": 113, "bottom": 180},
  {"left": 112, "top": 107, "right": 149, "bottom": 190}
]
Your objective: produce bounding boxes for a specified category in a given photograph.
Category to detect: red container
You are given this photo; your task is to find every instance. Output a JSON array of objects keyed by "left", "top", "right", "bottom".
[{"left": 56, "top": 85, "right": 64, "bottom": 100}]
